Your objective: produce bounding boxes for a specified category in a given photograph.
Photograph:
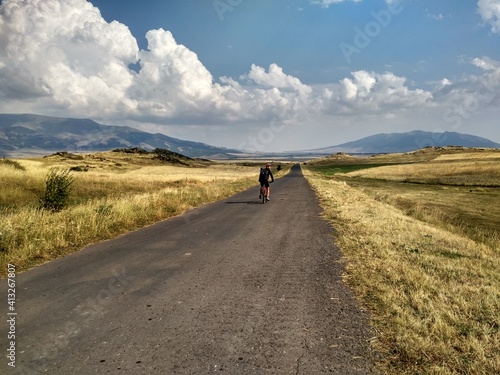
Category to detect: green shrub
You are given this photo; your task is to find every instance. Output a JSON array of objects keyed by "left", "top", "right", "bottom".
[{"left": 39, "top": 168, "right": 74, "bottom": 211}]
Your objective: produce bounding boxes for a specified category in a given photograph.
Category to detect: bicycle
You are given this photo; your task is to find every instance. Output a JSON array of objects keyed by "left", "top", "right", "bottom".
[
  {"left": 259, "top": 185, "right": 268, "bottom": 204},
  {"left": 259, "top": 181, "right": 272, "bottom": 204}
]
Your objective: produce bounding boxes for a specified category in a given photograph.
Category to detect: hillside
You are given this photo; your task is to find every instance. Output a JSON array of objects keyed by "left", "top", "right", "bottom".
[
  {"left": 309, "top": 130, "right": 500, "bottom": 154},
  {"left": 0, "top": 114, "right": 240, "bottom": 158},
  {"left": 2, "top": 115, "right": 499, "bottom": 159}
]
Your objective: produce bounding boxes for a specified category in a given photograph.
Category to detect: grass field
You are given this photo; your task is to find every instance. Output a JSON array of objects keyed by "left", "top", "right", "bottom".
[
  {"left": 0, "top": 151, "right": 290, "bottom": 277},
  {"left": 304, "top": 147, "right": 500, "bottom": 374}
]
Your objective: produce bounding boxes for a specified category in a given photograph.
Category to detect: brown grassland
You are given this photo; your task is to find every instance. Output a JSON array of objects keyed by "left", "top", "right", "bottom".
[
  {"left": 2, "top": 146, "right": 499, "bottom": 373},
  {"left": 304, "top": 147, "right": 500, "bottom": 374},
  {"left": 0, "top": 151, "right": 290, "bottom": 277}
]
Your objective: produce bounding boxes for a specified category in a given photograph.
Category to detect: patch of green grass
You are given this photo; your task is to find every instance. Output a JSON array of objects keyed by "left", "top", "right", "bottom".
[{"left": 309, "top": 163, "right": 391, "bottom": 176}]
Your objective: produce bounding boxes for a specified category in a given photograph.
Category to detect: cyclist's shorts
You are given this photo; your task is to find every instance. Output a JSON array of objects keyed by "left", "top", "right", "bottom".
[{"left": 260, "top": 180, "right": 270, "bottom": 188}]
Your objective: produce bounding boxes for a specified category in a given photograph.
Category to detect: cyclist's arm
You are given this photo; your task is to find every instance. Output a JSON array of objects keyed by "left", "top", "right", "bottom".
[{"left": 270, "top": 171, "right": 274, "bottom": 182}]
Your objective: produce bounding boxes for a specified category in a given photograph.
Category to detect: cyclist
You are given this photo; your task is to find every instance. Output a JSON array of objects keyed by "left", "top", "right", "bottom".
[{"left": 258, "top": 163, "right": 274, "bottom": 201}]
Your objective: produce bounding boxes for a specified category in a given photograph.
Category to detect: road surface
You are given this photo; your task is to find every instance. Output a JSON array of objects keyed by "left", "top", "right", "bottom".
[{"left": 1, "top": 164, "right": 379, "bottom": 374}]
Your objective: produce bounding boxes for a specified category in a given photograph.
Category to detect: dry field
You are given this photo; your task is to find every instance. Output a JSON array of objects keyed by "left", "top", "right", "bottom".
[
  {"left": 304, "top": 147, "right": 500, "bottom": 374},
  {"left": 348, "top": 151, "right": 500, "bottom": 186},
  {"left": 0, "top": 151, "right": 290, "bottom": 276}
]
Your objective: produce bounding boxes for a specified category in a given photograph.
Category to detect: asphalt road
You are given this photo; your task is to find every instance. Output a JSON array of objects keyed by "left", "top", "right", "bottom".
[{"left": 1, "top": 164, "right": 378, "bottom": 374}]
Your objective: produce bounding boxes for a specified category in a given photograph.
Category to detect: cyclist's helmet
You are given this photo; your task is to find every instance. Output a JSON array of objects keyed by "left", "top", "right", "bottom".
[{"left": 265, "top": 163, "right": 271, "bottom": 168}]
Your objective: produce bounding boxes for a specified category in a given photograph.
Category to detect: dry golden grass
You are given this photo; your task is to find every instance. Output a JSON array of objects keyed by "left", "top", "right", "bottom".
[
  {"left": 303, "top": 150, "right": 500, "bottom": 374},
  {"left": 0, "top": 152, "right": 291, "bottom": 276},
  {"left": 304, "top": 173, "right": 500, "bottom": 374},
  {"left": 348, "top": 150, "right": 500, "bottom": 186},
  {"left": 0, "top": 154, "right": 258, "bottom": 208},
  {"left": 335, "top": 150, "right": 500, "bottom": 249},
  {"left": 348, "top": 161, "right": 500, "bottom": 186},
  {"left": 433, "top": 151, "right": 500, "bottom": 161}
]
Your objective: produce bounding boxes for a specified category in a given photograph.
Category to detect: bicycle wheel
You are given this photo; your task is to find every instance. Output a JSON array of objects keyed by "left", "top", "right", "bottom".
[{"left": 262, "top": 188, "right": 266, "bottom": 204}]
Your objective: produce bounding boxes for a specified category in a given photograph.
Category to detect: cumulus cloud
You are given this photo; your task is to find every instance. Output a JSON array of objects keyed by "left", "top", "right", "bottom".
[
  {"left": 0, "top": 0, "right": 138, "bottom": 116},
  {"left": 468, "top": 57, "right": 500, "bottom": 104},
  {"left": 336, "top": 70, "right": 433, "bottom": 113},
  {"left": 432, "top": 57, "right": 500, "bottom": 127},
  {"left": 0, "top": 0, "right": 317, "bottom": 124},
  {"left": 472, "top": 56, "right": 500, "bottom": 72},
  {"left": 130, "top": 28, "right": 219, "bottom": 117},
  {"left": 241, "top": 63, "right": 312, "bottom": 96},
  {"left": 477, "top": 0, "right": 500, "bottom": 33},
  {"left": 0, "top": 0, "right": 498, "bottom": 143}
]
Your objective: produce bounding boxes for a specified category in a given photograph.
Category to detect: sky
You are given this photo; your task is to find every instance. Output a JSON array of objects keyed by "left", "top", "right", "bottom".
[{"left": 0, "top": 0, "right": 499, "bottom": 151}]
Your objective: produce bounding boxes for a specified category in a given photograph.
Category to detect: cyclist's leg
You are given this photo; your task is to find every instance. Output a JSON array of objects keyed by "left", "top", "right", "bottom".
[{"left": 265, "top": 180, "right": 270, "bottom": 197}]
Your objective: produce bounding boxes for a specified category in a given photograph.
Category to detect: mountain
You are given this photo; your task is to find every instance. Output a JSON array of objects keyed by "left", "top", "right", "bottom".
[
  {"left": 308, "top": 130, "right": 500, "bottom": 154},
  {"left": 3, "top": 115, "right": 498, "bottom": 159},
  {"left": 0, "top": 114, "right": 240, "bottom": 158}
]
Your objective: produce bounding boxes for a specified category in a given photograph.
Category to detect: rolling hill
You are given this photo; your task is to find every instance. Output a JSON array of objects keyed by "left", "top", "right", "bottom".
[
  {"left": 308, "top": 130, "right": 500, "bottom": 154},
  {"left": 0, "top": 114, "right": 240, "bottom": 158},
  {"left": 1, "top": 114, "right": 499, "bottom": 158}
]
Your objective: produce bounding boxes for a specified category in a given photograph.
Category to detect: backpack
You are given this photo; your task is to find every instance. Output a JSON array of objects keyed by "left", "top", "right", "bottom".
[{"left": 259, "top": 167, "right": 267, "bottom": 181}]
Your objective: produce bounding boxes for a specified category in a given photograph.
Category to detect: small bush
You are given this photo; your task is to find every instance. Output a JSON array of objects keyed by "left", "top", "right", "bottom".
[
  {"left": 69, "top": 166, "right": 88, "bottom": 172},
  {"left": 39, "top": 168, "right": 74, "bottom": 211},
  {"left": 0, "top": 158, "right": 26, "bottom": 171},
  {"left": 112, "top": 147, "right": 149, "bottom": 154},
  {"left": 153, "top": 148, "right": 192, "bottom": 164}
]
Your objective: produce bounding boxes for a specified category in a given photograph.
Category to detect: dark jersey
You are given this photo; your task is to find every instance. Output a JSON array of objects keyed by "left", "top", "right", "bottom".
[{"left": 259, "top": 167, "right": 274, "bottom": 182}]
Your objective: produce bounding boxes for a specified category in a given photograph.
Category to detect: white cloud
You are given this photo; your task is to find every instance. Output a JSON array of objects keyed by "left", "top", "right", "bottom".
[
  {"left": 0, "top": 0, "right": 315, "bottom": 124},
  {"left": 310, "top": 0, "right": 395, "bottom": 8},
  {"left": 241, "top": 63, "right": 312, "bottom": 96},
  {"left": 310, "top": 0, "right": 362, "bottom": 8},
  {"left": 472, "top": 56, "right": 500, "bottom": 72},
  {"left": 426, "top": 12, "right": 444, "bottom": 21},
  {"left": 0, "top": 0, "right": 139, "bottom": 116},
  {"left": 336, "top": 70, "right": 433, "bottom": 113},
  {"left": 341, "top": 70, "right": 376, "bottom": 99},
  {"left": 0, "top": 0, "right": 498, "bottom": 150},
  {"left": 130, "top": 28, "right": 218, "bottom": 117},
  {"left": 441, "top": 78, "right": 452, "bottom": 87},
  {"left": 469, "top": 57, "right": 500, "bottom": 104},
  {"left": 432, "top": 57, "right": 500, "bottom": 130},
  {"left": 130, "top": 31, "right": 314, "bottom": 123},
  {"left": 477, "top": 0, "right": 500, "bottom": 33}
]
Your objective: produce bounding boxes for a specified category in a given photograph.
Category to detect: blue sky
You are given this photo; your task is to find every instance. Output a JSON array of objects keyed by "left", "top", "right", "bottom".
[
  {"left": 92, "top": 0, "right": 497, "bottom": 83},
  {"left": 0, "top": 0, "right": 499, "bottom": 151}
]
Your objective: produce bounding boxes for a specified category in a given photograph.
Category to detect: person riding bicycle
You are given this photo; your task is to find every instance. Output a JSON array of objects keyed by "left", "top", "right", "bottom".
[{"left": 258, "top": 163, "right": 274, "bottom": 201}]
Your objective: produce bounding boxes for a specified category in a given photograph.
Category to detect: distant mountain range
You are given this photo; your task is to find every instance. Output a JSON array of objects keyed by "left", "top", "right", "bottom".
[
  {"left": 308, "top": 130, "right": 500, "bottom": 154},
  {"left": 1, "top": 114, "right": 498, "bottom": 158},
  {"left": 0, "top": 114, "right": 240, "bottom": 158}
]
